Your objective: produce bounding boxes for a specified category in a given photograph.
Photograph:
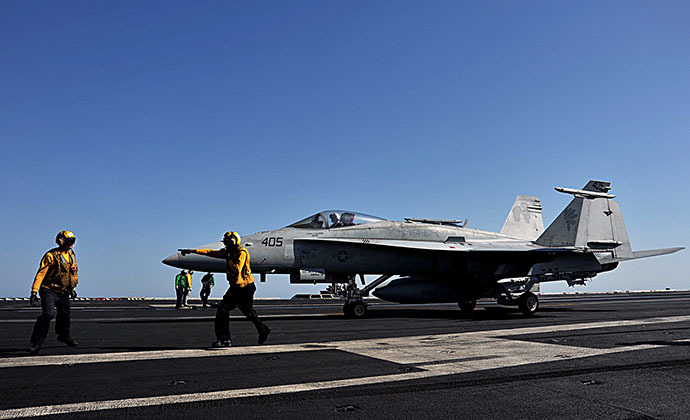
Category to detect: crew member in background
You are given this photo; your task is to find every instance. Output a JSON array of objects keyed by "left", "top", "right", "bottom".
[
  {"left": 183, "top": 270, "right": 193, "bottom": 306},
  {"left": 175, "top": 269, "right": 187, "bottom": 309},
  {"left": 28, "top": 230, "right": 80, "bottom": 355},
  {"left": 200, "top": 272, "right": 215, "bottom": 307},
  {"left": 180, "top": 231, "right": 270, "bottom": 346}
]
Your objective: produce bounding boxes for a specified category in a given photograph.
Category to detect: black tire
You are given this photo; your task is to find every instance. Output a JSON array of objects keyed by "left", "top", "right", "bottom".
[
  {"left": 350, "top": 301, "right": 367, "bottom": 318},
  {"left": 343, "top": 302, "right": 367, "bottom": 318},
  {"left": 518, "top": 292, "right": 539, "bottom": 316},
  {"left": 458, "top": 299, "right": 477, "bottom": 315}
]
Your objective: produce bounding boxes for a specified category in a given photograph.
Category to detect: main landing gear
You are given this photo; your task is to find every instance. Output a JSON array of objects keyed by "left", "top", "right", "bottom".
[
  {"left": 497, "top": 288, "right": 539, "bottom": 316},
  {"left": 517, "top": 292, "right": 539, "bottom": 316},
  {"left": 340, "top": 274, "right": 392, "bottom": 318}
]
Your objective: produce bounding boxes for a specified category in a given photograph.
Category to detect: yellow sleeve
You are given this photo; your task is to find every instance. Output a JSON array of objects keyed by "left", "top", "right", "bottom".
[
  {"left": 193, "top": 249, "right": 226, "bottom": 259},
  {"left": 31, "top": 253, "right": 54, "bottom": 293},
  {"left": 67, "top": 251, "right": 78, "bottom": 287}
]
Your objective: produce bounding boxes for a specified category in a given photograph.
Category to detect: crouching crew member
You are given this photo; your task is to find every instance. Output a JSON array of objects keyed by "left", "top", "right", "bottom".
[
  {"left": 200, "top": 272, "right": 215, "bottom": 307},
  {"left": 29, "top": 230, "right": 80, "bottom": 355},
  {"left": 180, "top": 231, "right": 270, "bottom": 346}
]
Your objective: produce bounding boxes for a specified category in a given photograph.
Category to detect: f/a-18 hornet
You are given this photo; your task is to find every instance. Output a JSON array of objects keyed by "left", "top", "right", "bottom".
[{"left": 163, "top": 180, "right": 683, "bottom": 317}]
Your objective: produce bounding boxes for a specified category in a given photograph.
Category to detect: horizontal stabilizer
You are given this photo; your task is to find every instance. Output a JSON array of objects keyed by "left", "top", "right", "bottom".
[{"left": 621, "top": 247, "right": 685, "bottom": 261}]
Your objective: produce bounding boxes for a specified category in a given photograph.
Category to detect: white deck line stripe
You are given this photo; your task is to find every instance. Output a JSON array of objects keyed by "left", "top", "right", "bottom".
[
  {"left": 0, "top": 371, "right": 438, "bottom": 419},
  {"left": 1, "top": 314, "right": 688, "bottom": 418},
  {"left": 0, "top": 312, "right": 341, "bottom": 324},
  {"left": 0, "top": 341, "right": 665, "bottom": 419},
  {"left": 2, "top": 314, "right": 690, "bottom": 369}
]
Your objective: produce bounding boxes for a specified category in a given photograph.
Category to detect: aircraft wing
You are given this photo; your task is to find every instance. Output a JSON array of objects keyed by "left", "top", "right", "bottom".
[{"left": 295, "top": 237, "right": 548, "bottom": 252}]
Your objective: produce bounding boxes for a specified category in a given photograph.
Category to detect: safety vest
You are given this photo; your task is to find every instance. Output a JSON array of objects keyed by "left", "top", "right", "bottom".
[
  {"left": 226, "top": 247, "right": 254, "bottom": 288},
  {"left": 42, "top": 248, "right": 78, "bottom": 292},
  {"left": 175, "top": 274, "right": 187, "bottom": 289}
]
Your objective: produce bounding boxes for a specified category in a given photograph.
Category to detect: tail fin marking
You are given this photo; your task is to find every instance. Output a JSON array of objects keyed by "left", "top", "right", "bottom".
[
  {"left": 500, "top": 195, "right": 544, "bottom": 240},
  {"left": 535, "top": 180, "right": 633, "bottom": 259}
]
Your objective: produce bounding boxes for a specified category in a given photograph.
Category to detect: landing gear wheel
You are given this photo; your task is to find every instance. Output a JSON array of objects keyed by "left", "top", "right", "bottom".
[
  {"left": 518, "top": 292, "right": 539, "bottom": 316},
  {"left": 343, "top": 301, "right": 367, "bottom": 318},
  {"left": 458, "top": 299, "right": 476, "bottom": 315}
]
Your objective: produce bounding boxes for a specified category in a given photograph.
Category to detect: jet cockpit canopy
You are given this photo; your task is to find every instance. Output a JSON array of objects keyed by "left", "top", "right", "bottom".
[{"left": 288, "top": 210, "right": 386, "bottom": 229}]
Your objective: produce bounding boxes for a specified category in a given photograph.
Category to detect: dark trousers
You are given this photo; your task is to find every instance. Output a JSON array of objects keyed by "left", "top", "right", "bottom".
[
  {"left": 175, "top": 287, "right": 189, "bottom": 307},
  {"left": 30, "top": 288, "right": 71, "bottom": 346},
  {"left": 200, "top": 286, "right": 211, "bottom": 305},
  {"left": 215, "top": 283, "right": 266, "bottom": 341}
]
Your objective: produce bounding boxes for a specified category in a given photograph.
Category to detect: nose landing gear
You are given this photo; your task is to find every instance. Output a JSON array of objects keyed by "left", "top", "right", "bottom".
[
  {"left": 340, "top": 274, "right": 392, "bottom": 318},
  {"left": 344, "top": 300, "right": 367, "bottom": 318}
]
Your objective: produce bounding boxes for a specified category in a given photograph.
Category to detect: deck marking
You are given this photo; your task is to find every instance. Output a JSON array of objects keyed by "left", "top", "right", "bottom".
[{"left": 1, "top": 314, "right": 689, "bottom": 418}]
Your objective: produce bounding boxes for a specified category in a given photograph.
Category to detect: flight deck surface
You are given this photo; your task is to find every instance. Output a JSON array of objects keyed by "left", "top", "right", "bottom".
[{"left": 2, "top": 292, "right": 690, "bottom": 419}]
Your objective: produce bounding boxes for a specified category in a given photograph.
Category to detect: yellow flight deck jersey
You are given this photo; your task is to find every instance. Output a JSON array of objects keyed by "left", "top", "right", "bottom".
[
  {"left": 185, "top": 272, "right": 192, "bottom": 288},
  {"left": 32, "top": 248, "right": 78, "bottom": 293},
  {"left": 194, "top": 247, "right": 254, "bottom": 288}
]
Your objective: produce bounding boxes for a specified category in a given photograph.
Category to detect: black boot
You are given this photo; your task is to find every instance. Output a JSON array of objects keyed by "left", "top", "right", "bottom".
[
  {"left": 57, "top": 335, "right": 78, "bottom": 347},
  {"left": 258, "top": 325, "right": 271, "bottom": 345}
]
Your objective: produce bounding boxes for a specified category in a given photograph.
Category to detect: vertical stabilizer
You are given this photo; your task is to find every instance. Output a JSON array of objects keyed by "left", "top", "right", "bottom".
[
  {"left": 535, "top": 180, "right": 633, "bottom": 259},
  {"left": 500, "top": 195, "right": 544, "bottom": 240}
]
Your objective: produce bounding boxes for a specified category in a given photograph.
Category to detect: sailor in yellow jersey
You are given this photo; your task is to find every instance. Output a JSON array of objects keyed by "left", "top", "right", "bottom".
[
  {"left": 29, "top": 230, "right": 80, "bottom": 355},
  {"left": 183, "top": 270, "right": 193, "bottom": 307},
  {"left": 180, "top": 231, "right": 270, "bottom": 346}
]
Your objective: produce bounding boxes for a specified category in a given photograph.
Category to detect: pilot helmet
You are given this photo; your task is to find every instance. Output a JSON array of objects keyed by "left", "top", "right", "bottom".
[{"left": 56, "top": 230, "right": 76, "bottom": 247}]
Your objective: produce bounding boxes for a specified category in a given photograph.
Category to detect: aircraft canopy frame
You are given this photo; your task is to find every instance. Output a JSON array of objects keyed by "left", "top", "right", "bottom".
[{"left": 288, "top": 210, "right": 386, "bottom": 229}]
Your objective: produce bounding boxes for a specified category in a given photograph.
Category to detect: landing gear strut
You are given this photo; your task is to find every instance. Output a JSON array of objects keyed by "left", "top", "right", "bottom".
[{"left": 340, "top": 274, "right": 392, "bottom": 318}]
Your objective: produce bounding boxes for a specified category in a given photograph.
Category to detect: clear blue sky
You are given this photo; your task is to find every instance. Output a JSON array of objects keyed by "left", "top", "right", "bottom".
[{"left": 1, "top": 1, "right": 688, "bottom": 298}]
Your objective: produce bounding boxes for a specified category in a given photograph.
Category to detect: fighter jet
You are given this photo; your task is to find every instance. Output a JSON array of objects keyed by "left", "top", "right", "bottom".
[{"left": 162, "top": 180, "right": 683, "bottom": 317}]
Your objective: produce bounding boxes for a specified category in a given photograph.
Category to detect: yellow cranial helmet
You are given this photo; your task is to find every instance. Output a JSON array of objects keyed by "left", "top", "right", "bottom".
[
  {"left": 223, "top": 231, "right": 241, "bottom": 246},
  {"left": 56, "top": 230, "right": 76, "bottom": 247}
]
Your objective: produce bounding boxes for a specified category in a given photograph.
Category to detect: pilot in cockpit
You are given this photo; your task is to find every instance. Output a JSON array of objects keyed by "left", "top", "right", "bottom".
[
  {"left": 329, "top": 212, "right": 341, "bottom": 228},
  {"left": 308, "top": 214, "right": 324, "bottom": 228},
  {"left": 341, "top": 212, "right": 355, "bottom": 226}
]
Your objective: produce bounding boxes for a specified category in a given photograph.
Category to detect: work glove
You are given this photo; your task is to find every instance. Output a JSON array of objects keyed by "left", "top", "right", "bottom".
[
  {"left": 179, "top": 249, "right": 192, "bottom": 256},
  {"left": 70, "top": 290, "right": 77, "bottom": 299},
  {"left": 30, "top": 292, "right": 39, "bottom": 307}
]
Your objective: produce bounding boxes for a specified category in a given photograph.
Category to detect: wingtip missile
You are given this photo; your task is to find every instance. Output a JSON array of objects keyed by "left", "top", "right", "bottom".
[{"left": 555, "top": 187, "right": 616, "bottom": 199}]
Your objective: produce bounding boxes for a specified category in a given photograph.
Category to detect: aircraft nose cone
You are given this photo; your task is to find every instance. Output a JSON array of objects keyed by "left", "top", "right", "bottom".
[{"left": 162, "top": 253, "right": 180, "bottom": 267}]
